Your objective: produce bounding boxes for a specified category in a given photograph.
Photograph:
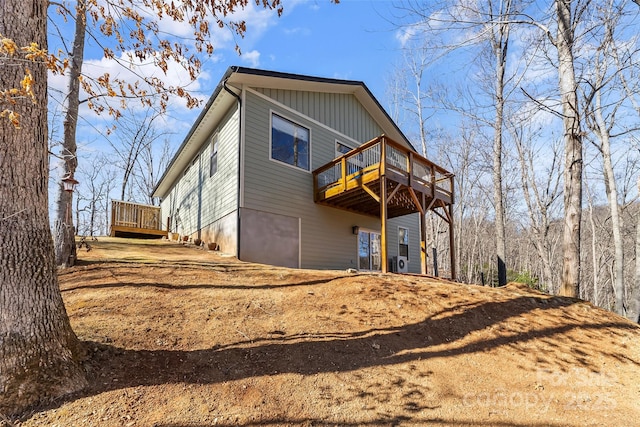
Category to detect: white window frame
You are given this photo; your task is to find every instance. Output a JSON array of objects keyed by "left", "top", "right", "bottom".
[
  {"left": 398, "top": 226, "right": 409, "bottom": 260},
  {"left": 357, "top": 228, "right": 382, "bottom": 272},
  {"left": 269, "top": 111, "right": 312, "bottom": 172},
  {"left": 335, "top": 140, "right": 354, "bottom": 157}
]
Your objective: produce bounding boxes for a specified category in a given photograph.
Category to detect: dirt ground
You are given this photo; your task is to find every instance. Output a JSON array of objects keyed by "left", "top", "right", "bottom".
[{"left": 13, "top": 237, "right": 640, "bottom": 426}]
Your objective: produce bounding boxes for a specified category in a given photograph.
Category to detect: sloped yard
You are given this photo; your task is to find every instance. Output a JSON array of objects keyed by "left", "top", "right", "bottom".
[{"left": 17, "top": 237, "right": 640, "bottom": 426}]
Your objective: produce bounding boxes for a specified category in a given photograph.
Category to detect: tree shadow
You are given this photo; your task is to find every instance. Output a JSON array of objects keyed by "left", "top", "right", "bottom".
[
  {"left": 20, "top": 293, "right": 640, "bottom": 424},
  {"left": 155, "top": 418, "right": 575, "bottom": 427},
  {"left": 78, "top": 295, "right": 638, "bottom": 395},
  {"left": 61, "top": 277, "right": 344, "bottom": 293}
]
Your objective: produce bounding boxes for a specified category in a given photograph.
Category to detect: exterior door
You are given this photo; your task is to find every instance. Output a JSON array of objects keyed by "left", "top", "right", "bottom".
[{"left": 358, "top": 230, "right": 381, "bottom": 271}]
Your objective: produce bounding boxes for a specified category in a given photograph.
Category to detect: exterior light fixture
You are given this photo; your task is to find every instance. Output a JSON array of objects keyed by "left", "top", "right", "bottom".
[
  {"left": 62, "top": 174, "right": 79, "bottom": 192},
  {"left": 352, "top": 226, "right": 359, "bottom": 235}
]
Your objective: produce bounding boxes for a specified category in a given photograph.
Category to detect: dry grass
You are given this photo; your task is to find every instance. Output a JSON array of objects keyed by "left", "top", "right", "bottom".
[{"left": 15, "top": 237, "right": 640, "bottom": 426}]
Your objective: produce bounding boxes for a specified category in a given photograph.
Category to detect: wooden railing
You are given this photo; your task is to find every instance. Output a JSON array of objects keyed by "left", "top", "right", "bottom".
[
  {"left": 110, "top": 200, "right": 164, "bottom": 236},
  {"left": 313, "top": 135, "right": 454, "bottom": 204}
]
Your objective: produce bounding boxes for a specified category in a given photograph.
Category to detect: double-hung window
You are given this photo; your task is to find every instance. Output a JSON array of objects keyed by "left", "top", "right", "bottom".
[
  {"left": 398, "top": 227, "right": 409, "bottom": 258},
  {"left": 271, "top": 113, "right": 310, "bottom": 171}
]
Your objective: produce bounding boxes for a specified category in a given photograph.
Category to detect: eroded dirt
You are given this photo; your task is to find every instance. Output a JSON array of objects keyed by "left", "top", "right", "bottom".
[{"left": 15, "top": 237, "right": 640, "bottom": 426}]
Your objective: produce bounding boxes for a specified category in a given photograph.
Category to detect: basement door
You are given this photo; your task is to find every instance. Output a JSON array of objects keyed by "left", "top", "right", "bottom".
[{"left": 358, "top": 230, "right": 381, "bottom": 271}]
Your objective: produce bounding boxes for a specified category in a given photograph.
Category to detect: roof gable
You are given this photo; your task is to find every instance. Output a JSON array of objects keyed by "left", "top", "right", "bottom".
[{"left": 153, "top": 66, "right": 412, "bottom": 198}]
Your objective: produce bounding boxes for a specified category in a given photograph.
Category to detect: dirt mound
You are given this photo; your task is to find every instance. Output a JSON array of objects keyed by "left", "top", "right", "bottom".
[{"left": 15, "top": 238, "right": 640, "bottom": 426}]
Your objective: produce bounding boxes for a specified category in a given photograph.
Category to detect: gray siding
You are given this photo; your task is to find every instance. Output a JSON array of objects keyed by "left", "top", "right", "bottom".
[
  {"left": 242, "top": 89, "right": 422, "bottom": 273},
  {"left": 255, "top": 88, "right": 383, "bottom": 144},
  {"left": 387, "top": 214, "right": 421, "bottom": 272},
  {"left": 160, "top": 105, "right": 239, "bottom": 253}
]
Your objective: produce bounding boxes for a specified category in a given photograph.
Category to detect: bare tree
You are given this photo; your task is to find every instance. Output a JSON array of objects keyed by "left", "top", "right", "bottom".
[
  {"left": 75, "top": 154, "right": 114, "bottom": 236},
  {"left": 392, "top": 0, "right": 525, "bottom": 286},
  {"left": 628, "top": 175, "right": 640, "bottom": 322},
  {"left": 511, "top": 118, "right": 563, "bottom": 291},
  {"left": 52, "top": 0, "right": 87, "bottom": 268},
  {"left": 488, "top": 0, "right": 515, "bottom": 287},
  {"left": 583, "top": 60, "right": 625, "bottom": 314},
  {"left": 553, "top": 0, "right": 585, "bottom": 297},
  {"left": 107, "top": 108, "right": 165, "bottom": 201},
  {"left": 132, "top": 138, "right": 174, "bottom": 205}
]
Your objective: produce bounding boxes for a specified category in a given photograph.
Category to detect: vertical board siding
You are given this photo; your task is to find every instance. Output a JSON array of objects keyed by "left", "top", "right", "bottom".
[
  {"left": 255, "top": 88, "right": 383, "bottom": 144},
  {"left": 243, "top": 89, "right": 421, "bottom": 272},
  {"left": 160, "top": 106, "right": 239, "bottom": 237}
]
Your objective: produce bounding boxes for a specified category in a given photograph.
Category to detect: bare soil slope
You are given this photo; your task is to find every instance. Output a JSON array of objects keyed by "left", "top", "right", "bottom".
[{"left": 15, "top": 237, "right": 640, "bottom": 426}]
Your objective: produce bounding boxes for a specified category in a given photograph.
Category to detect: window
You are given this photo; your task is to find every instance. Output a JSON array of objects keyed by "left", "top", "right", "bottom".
[
  {"left": 398, "top": 227, "right": 409, "bottom": 258},
  {"left": 336, "top": 141, "right": 362, "bottom": 175},
  {"left": 209, "top": 132, "right": 218, "bottom": 177},
  {"left": 271, "top": 113, "right": 310, "bottom": 170},
  {"left": 336, "top": 141, "right": 352, "bottom": 157}
]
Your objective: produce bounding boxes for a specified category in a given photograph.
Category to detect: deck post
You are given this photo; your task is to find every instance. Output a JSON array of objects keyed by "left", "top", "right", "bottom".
[
  {"left": 380, "top": 138, "right": 388, "bottom": 273},
  {"left": 449, "top": 203, "right": 456, "bottom": 281},
  {"left": 381, "top": 175, "right": 388, "bottom": 273},
  {"left": 420, "top": 212, "right": 427, "bottom": 275}
]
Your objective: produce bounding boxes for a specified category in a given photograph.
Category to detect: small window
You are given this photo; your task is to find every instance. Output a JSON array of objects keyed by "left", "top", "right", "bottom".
[
  {"left": 398, "top": 227, "right": 409, "bottom": 258},
  {"left": 209, "top": 133, "right": 218, "bottom": 177},
  {"left": 336, "top": 141, "right": 352, "bottom": 157},
  {"left": 336, "top": 141, "right": 361, "bottom": 175},
  {"left": 271, "top": 113, "right": 310, "bottom": 170}
]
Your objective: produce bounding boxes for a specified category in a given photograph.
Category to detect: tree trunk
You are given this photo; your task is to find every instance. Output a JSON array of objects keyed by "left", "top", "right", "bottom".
[
  {"left": 626, "top": 176, "right": 640, "bottom": 323},
  {"left": 54, "top": 0, "right": 86, "bottom": 267},
  {"left": 556, "top": 0, "right": 583, "bottom": 298},
  {"left": 493, "top": 26, "right": 509, "bottom": 288},
  {"left": 588, "top": 202, "right": 599, "bottom": 306},
  {"left": 0, "top": 0, "right": 87, "bottom": 414},
  {"left": 592, "top": 91, "right": 625, "bottom": 315}
]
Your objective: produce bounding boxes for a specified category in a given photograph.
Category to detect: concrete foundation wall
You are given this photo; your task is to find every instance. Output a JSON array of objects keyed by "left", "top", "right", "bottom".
[{"left": 239, "top": 208, "right": 300, "bottom": 268}]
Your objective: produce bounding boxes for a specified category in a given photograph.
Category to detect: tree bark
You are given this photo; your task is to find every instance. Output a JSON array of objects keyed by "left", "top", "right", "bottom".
[
  {"left": 0, "top": 0, "right": 87, "bottom": 414},
  {"left": 491, "top": 4, "right": 510, "bottom": 287},
  {"left": 626, "top": 176, "right": 640, "bottom": 323},
  {"left": 54, "top": 0, "right": 86, "bottom": 267},
  {"left": 592, "top": 90, "right": 625, "bottom": 315},
  {"left": 556, "top": 0, "right": 583, "bottom": 298}
]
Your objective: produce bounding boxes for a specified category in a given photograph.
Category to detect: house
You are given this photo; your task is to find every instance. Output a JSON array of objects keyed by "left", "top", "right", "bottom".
[{"left": 152, "top": 66, "right": 455, "bottom": 276}]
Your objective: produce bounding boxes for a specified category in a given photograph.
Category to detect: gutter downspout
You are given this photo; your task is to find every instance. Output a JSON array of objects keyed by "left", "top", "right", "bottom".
[{"left": 223, "top": 74, "right": 242, "bottom": 259}]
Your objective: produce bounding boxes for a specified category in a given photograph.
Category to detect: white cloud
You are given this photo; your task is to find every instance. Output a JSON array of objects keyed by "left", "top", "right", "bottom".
[
  {"left": 283, "top": 27, "right": 311, "bottom": 37},
  {"left": 241, "top": 50, "right": 261, "bottom": 67}
]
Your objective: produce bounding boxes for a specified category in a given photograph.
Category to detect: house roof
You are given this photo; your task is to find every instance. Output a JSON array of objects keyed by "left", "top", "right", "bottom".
[{"left": 152, "top": 66, "right": 413, "bottom": 199}]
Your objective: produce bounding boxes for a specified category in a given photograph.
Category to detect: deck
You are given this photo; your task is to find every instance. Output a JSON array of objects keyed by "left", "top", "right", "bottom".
[
  {"left": 313, "top": 135, "right": 455, "bottom": 277},
  {"left": 110, "top": 200, "right": 167, "bottom": 238},
  {"left": 313, "top": 135, "right": 453, "bottom": 217}
]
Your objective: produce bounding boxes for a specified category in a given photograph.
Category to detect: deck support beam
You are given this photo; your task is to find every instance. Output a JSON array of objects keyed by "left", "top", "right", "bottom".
[
  {"left": 420, "top": 212, "right": 427, "bottom": 275},
  {"left": 312, "top": 135, "right": 455, "bottom": 276},
  {"left": 380, "top": 140, "right": 388, "bottom": 273},
  {"left": 362, "top": 184, "right": 380, "bottom": 203},
  {"left": 449, "top": 203, "right": 456, "bottom": 281}
]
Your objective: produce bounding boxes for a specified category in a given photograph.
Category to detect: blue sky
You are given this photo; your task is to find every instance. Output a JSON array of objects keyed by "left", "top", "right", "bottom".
[
  {"left": 232, "top": 1, "right": 402, "bottom": 97},
  {"left": 49, "top": 1, "right": 411, "bottom": 160},
  {"left": 172, "top": 0, "right": 407, "bottom": 134},
  {"left": 47, "top": 0, "right": 414, "bottom": 222}
]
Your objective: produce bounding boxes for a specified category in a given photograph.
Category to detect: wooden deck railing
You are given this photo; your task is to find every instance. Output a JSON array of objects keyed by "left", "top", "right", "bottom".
[
  {"left": 110, "top": 200, "right": 165, "bottom": 237},
  {"left": 313, "top": 135, "right": 454, "bottom": 205}
]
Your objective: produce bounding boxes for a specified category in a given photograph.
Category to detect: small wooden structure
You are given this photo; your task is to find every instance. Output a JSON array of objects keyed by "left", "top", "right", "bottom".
[
  {"left": 110, "top": 200, "right": 166, "bottom": 238},
  {"left": 313, "top": 135, "right": 455, "bottom": 278}
]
